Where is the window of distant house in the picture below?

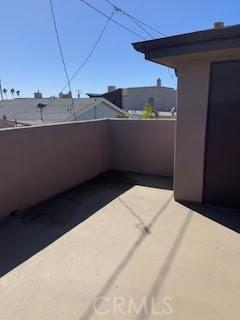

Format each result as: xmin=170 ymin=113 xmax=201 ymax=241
xmin=148 ymin=97 xmax=154 ymax=105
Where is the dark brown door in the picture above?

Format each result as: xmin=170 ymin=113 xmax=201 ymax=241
xmin=204 ymin=60 xmax=240 ymax=209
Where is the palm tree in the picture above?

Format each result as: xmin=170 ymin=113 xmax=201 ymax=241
xmin=3 ymin=88 xmax=8 ymax=99
xmin=16 ymin=90 xmax=20 ymax=97
xmin=10 ymin=88 xmax=15 ymax=99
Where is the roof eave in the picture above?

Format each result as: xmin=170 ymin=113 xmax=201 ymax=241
xmin=132 ymin=24 xmax=240 ymax=63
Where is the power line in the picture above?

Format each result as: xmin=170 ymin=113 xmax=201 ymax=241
xmin=103 ymin=0 xmax=154 ymax=38
xmin=103 ymin=0 xmax=167 ymax=37
xmin=45 ymin=0 xmax=145 ymax=111
xmin=103 ymin=1 xmax=177 ymax=87
xmin=46 ymin=0 xmax=146 ymax=111
xmin=46 ymin=0 xmax=174 ymax=114
xmin=79 ymin=0 xmax=145 ymax=40
xmin=124 ymin=13 xmax=167 ymax=37
xmin=61 ymin=10 xmax=114 ymax=93
xmin=48 ymin=0 xmax=76 ymax=119
xmin=44 ymin=8 xmax=114 ymax=110
xmin=125 ymin=15 xmax=154 ymax=39
xmin=103 ymin=1 xmax=176 ymax=86
xmin=104 ymin=0 xmax=154 ymax=38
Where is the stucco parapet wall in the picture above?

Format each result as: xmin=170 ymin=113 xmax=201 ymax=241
xmin=0 ymin=119 xmax=175 ymax=218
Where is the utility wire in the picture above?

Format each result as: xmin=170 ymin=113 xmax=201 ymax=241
xmin=104 ymin=0 xmax=153 ymax=38
xmin=104 ymin=0 xmax=167 ymax=37
xmin=48 ymin=0 xmax=76 ymax=119
xmin=45 ymin=0 xmax=146 ymax=111
xmin=104 ymin=0 xmax=176 ymax=87
xmin=46 ymin=0 xmax=174 ymax=115
xmin=44 ymin=8 xmax=114 ymax=110
xmin=61 ymin=10 xmax=114 ymax=93
xmin=103 ymin=0 xmax=154 ymax=38
xmin=79 ymin=0 xmax=145 ymax=40
xmin=125 ymin=15 xmax=154 ymax=39
xmin=103 ymin=0 xmax=176 ymax=87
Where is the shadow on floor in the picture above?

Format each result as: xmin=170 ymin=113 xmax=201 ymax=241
xmin=0 ymin=170 xmax=173 ymax=277
xmin=181 ymin=201 xmax=240 ymax=234
xmin=78 ymin=194 xmax=174 ymax=320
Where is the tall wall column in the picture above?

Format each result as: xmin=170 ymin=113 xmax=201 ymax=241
xmin=174 ymin=61 xmax=210 ymax=202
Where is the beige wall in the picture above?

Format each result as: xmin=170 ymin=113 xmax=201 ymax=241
xmin=0 ymin=119 xmax=175 ymax=219
xmin=109 ymin=119 xmax=175 ymax=176
xmin=174 ymin=61 xmax=210 ymax=202
xmin=0 ymin=120 xmax=109 ymax=218
xmin=172 ymin=49 xmax=240 ymax=203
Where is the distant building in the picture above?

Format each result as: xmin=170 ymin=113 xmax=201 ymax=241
xmin=0 ymin=98 xmax=128 ymax=125
xmin=34 ymin=90 xmax=43 ymax=99
xmin=59 ymin=91 xmax=72 ymax=98
xmin=87 ymin=79 xmax=176 ymax=111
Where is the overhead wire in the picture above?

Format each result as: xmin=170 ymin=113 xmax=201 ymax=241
xmin=44 ymin=4 xmax=114 ymax=113
xmin=104 ymin=0 xmax=154 ymax=39
xmin=48 ymin=0 xmax=76 ymax=119
xmin=79 ymin=0 xmax=145 ymax=40
xmin=103 ymin=0 xmax=176 ymax=86
xmin=103 ymin=0 xmax=167 ymax=37
xmin=46 ymin=0 xmax=175 ymax=116
xmin=61 ymin=10 xmax=114 ymax=93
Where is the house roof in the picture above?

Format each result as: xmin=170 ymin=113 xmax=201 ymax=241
xmin=0 ymin=98 xmax=126 ymax=124
xmin=133 ymin=24 xmax=240 ymax=60
xmin=86 ymin=85 xmax=175 ymax=98
xmin=86 ymin=93 xmax=103 ymax=97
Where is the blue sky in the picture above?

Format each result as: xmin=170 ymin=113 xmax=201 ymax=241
xmin=0 ymin=0 xmax=239 ymax=97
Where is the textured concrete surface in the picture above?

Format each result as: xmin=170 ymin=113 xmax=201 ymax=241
xmin=0 ymin=173 xmax=239 ymax=320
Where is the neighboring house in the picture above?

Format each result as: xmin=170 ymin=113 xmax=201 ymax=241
xmin=0 ymin=98 xmax=128 ymax=125
xmin=87 ymin=79 xmax=177 ymax=112
xmin=59 ymin=91 xmax=72 ymax=98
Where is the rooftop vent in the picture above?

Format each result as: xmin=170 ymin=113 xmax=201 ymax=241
xmin=156 ymin=78 xmax=162 ymax=87
xmin=108 ymin=85 xmax=116 ymax=93
xmin=213 ymin=21 xmax=225 ymax=29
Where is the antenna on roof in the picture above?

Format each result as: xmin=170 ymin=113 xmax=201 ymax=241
xmin=76 ymin=89 xmax=83 ymax=99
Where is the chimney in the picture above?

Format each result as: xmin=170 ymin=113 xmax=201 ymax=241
xmin=156 ymin=78 xmax=162 ymax=87
xmin=34 ymin=90 xmax=43 ymax=99
xmin=108 ymin=85 xmax=116 ymax=93
xmin=213 ymin=21 xmax=224 ymax=29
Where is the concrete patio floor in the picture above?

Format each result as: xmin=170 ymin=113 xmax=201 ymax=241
xmin=0 ymin=171 xmax=239 ymax=319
